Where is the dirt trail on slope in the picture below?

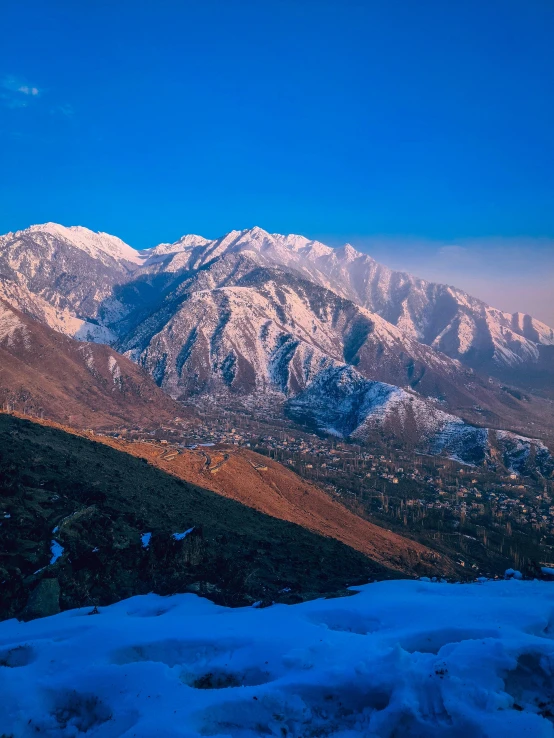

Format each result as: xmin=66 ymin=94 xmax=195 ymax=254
xmin=147 ymin=445 xmax=447 ymax=574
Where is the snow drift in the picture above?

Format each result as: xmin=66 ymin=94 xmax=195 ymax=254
xmin=1 ymin=579 xmax=554 ymax=737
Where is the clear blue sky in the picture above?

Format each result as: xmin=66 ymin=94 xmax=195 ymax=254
xmin=1 ymin=1 xmax=553 ymax=317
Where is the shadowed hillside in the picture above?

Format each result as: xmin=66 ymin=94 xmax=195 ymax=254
xmin=0 ymin=414 xmax=406 ymax=621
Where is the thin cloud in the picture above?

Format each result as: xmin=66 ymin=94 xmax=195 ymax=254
xmin=2 ymin=74 xmax=74 ymax=118
xmin=18 ymin=85 xmax=39 ymax=96
xmin=1 ymin=74 xmax=42 ymax=110
xmin=2 ymin=74 xmax=41 ymax=95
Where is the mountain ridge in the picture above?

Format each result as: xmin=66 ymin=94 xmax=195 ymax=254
xmin=1 ymin=222 xmax=553 ymax=457
xmin=0 ymin=413 xmax=411 ymax=621
xmin=148 ymin=225 xmax=554 ymax=374
xmin=2 ymin=222 xmax=552 ymax=373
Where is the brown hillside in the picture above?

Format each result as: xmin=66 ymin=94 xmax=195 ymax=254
xmin=125 ymin=443 xmax=450 ymax=574
xmin=8 ymin=413 xmax=452 ymax=576
xmin=0 ymin=300 xmax=189 ymax=430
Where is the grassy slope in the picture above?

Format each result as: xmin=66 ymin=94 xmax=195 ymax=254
xmin=0 ymin=415 xmax=399 ymax=620
xmin=94 ymin=440 xmax=450 ymax=576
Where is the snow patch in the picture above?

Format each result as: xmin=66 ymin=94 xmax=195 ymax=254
xmin=1 ymin=581 xmax=554 ymax=736
xmin=49 ymin=540 xmax=64 ymax=565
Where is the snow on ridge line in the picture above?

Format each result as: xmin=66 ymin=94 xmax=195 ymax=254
xmin=1 ymin=579 xmax=553 ymax=737
xmin=11 ymin=223 xmax=145 ymax=266
xmin=141 ymin=226 xmax=554 ymax=348
xmin=5 ymin=223 xmax=554 ymax=345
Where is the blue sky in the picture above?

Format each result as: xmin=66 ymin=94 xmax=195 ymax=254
xmin=1 ymin=1 xmax=553 ymax=322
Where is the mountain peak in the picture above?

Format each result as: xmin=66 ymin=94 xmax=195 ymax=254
xmin=242 ymin=226 xmax=272 ymax=239
xmin=174 ymin=233 xmax=209 ymax=247
xmin=16 ymin=222 xmax=144 ymax=266
xmin=337 ymin=242 xmax=360 ymax=261
xmin=146 ymin=234 xmax=210 ymax=260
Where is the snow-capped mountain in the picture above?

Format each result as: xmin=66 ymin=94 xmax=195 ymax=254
xmin=145 ymin=226 xmax=554 ymax=378
xmin=2 ymin=222 xmax=552 ymax=383
xmin=1 ymin=222 xmax=143 ymax=268
xmin=0 ymin=223 xmax=144 ymax=335
xmin=1 ymin=222 xmax=553 ymax=457
xmin=116 ymin=255 xmax=541 ymax=430
xmin=0 ymin=279 xmax=116 ymax=343
xmin=141 ymin=234 xmax=210 ymax=264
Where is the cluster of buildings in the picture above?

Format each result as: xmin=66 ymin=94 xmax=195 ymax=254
xmin=103 ymin=410 xmax=553 ymax=548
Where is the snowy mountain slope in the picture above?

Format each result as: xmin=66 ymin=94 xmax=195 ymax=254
xmin=154 ymin=226 xmax=554 ymax=377
xmin=1 ymin=222 xmax=551 ymax=383
xmin=0 ymin=222 xmax=552 ymax=444
xmin=0 ymin=300 xmax=182 ymax=429
xmin=141 ymin=233 xmax=210 ymax=264
xmin=119 ymin=273 xmax=338 ymax=397
xmin=0 ymin=279 xmax=116 ymax=342
xmin=287 ymin=364 xmax=554 ymax=470
xmin=494 ymin=430 xmax=554 ymax=477
xmin=116 ymin=257 xmax=465 ymax=395
xmin=142 ymin=226 xmax=345 ymax=285
xmin=115 ymin=255 xmax=550 ymax=440
xmin=1 ymin=222 xmax=552 ymax=381
xmin=3 ymin=580 xmax=554 ymax=738
xmin=0 ymin=223 xmax=145 ymax=336
xmin=1 ymin=222 xmax=144 ymax=268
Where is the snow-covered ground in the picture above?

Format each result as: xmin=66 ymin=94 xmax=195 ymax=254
xmin=1 ymin=580 xmax=553 ymax=737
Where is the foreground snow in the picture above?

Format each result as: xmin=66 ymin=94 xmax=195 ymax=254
xmin=1 ymin=581 xmax=553 ymax=737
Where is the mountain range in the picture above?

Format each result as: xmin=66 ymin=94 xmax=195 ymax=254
xmin=1 ymin=222 xmax=553 ymax=463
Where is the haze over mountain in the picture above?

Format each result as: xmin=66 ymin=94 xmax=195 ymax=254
xmin=135 ymin=226 xmax=554 ymax=376
xmin=360 ymin=236 xmax=554 ymax=328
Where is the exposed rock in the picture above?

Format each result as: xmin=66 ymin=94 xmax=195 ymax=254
xmin=22 ymin=578 xmax=60 ymax=620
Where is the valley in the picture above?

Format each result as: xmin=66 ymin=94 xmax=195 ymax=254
xmin=149 ymin=404 xmax=554 ymax=579
xmin=3 ymin=9 xmax=553 ymax=735
xmin=1 ymin=222 xmax=553 ymax=621
xmin=0 ymin=412 xmax=403 ymax=622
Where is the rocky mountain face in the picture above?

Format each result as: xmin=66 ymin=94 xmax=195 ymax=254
xmin=1 ymin=222 xmax=553 ymax=462
xmin=4 ymin=222 xmax=552 ymax=383
xmin=114 ymin=255 xmax=548 ymax=437
xmin=135 ymin=226 xmax=554 ymax=379
xmin=0 ymin=223 xmax=141 ymax=341
xmin=287 ymin=364 xmax=554 ymax=470
xmin=0 ymin=300 xmax=185 ymax=429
